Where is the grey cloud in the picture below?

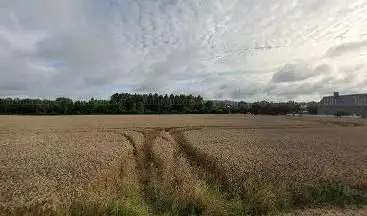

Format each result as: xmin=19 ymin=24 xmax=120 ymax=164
xmin=1 ymin=0 xmax=367 ymax=101
xmin=271 ymin=64 xmax=326 ymax=83
xmin=263 ymin=82 xmax=332 ymax=101
xmin=134 ymin=47 xmax=206 ymax=92
xmin=0 ymin=83 xmax=28 ymax=91
xmin=314 ymin=64 xmax=333 ymax=74
xmin=229 ymin=87 xmax=260 ymax=100
xmin=36 ymin=33 xmax=117 ymax=72
xmin=325 ymin=40 xmax=367 ymax=57
xmin=265 ymin=70 xmax=366 ymax=101
xmin=83 ymin=73 xmax=120 ymax=86
xmin=263 ymin=59 xmax=367 ymax=101
xmin=339 ymin=64 xmax=365 ymax=73
xmin=201 ymin=75 xmax=264 ymax=100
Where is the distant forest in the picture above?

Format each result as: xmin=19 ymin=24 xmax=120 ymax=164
xmin=0 ymin=93 xmax=318 ymax=115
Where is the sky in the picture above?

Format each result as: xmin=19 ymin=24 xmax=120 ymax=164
xmin=0 ymin=0 xmax=366 ymax=102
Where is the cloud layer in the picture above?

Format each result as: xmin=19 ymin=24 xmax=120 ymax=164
xmin=0 ymin=0 xmax=367 ymax=101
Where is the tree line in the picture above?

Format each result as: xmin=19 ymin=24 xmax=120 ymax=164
xmin=0 ymin=93 xmax=316 ymax=115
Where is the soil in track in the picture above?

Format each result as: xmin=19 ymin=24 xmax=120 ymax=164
xmin=169 ymin=128 xmax=237 ymax=194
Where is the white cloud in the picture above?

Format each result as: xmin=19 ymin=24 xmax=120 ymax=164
xmin=0 ymin=0 xmax=367 ymax=101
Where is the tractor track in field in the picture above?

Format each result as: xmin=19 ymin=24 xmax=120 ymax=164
xmin=112 ymin=127 xmax=227 ymax=212
xmin=112 ymin=126 xmax=272 ymax=212
xmin=113 ymin=132 xmax=138 ymax=157
xmin=141 ymin=127 xmax=241 ymax=197
xmin=108 ymin=126 xmax=267 ymax=207
xmin=168 ymin=128 xmax=244 ymax=197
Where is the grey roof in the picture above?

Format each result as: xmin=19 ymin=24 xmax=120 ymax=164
xmin=320 ymin=94 xmax=367 ymax=106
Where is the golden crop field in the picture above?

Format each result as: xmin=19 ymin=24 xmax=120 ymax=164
xmin=1 ymin=115 xmax=367 ymax=216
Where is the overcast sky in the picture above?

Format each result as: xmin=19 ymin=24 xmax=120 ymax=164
xmin=0 ymin=0 xmax=366 ymax=102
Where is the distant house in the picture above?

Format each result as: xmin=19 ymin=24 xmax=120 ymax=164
xmin=318 ymin=92 xmax=367 ymax=116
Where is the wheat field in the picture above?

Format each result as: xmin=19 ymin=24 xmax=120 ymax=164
xmin=1 ymin=115 xmax=367 ymax=216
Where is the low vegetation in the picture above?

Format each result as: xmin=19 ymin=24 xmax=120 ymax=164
xmin=1 ymin=115 xmax=366 ymax=215
xmin=334 ymin=111 xmax=351 ymax=117
xmin=0 ymin=92 xmax=305 ymax=115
